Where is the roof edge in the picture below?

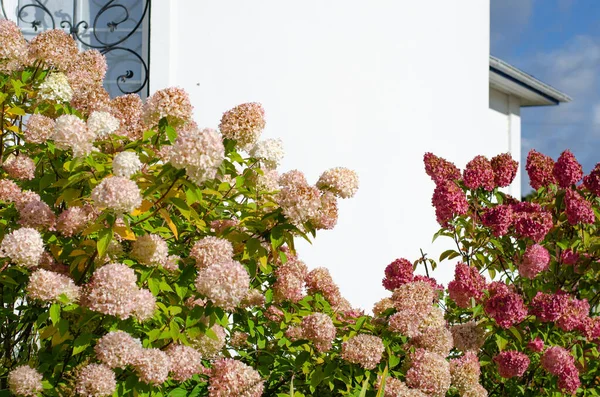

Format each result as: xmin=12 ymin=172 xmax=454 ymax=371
xmin=489 ymin=55 xmax=572 ymax=103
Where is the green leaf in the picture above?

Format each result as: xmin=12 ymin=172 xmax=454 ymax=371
xmin=376 ymin=366 xmax=388 ymax=397
xmin=310 ymin=367 xmax=325 ymax=389
xmin=168 ymin=389 xmax=188 ymax=397
xmin=49 ymin=303 xmax=61 ymax=325
xmin=97 ymin=227 xmax=113 ymax=258
xmin=166 ymin=126 xmax=178 ymax=144
xmin=73 ymin=333 xmax=93 ymax=355
xmin=359 ymin=373 xmax=370 ymax=397
xmin=495 ymin=334 xmax=508 ymax=351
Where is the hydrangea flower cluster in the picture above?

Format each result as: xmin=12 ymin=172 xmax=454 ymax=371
xmin=95 ymin=331 xmax=142 ymax=369
xmin=423 ymin=152 xmax=462 ymax=185
xmin=541 ymin=347 xmax=581 ymax=394
xmin=0 ymin=227 xmax=44 ymax=268
xmin=52 ymin=114 xmax=96 ymax=158
xmin=300 ymin=312 xmax=336 ymax=352
xmin=249 ymin=138 xmax=284 ymax=169
xmin=87 ymin=111 xmax=120 ymax=138
xmin=38 ymin=72 xmax=73 ymax=102
xmin=167 ymin=125 xmax=225 ymax=184
xmin=484 ymin=282 xmax=527 ymax=329
xmin=490 ymin=153 xmax=518 ymax=188
xmin=518 ymin=244 xmax=550 ymax=279
xmin=208 ymin=358 xmax=264 ymax=397
xmin=75 ymin=364 xmax=117 ymax=397
xmin=273 ymin=258 xmax=308 ymax=303
xmin=131 ymin=234 xmax=169 ymax=267
xmin=195 ymin=260 xmax=250 ymax=310
xmin=447 ymin=262 xmax=487 ymax=308
xmin=26 ymin=269 xmax=80 ymax=303
xmin=8 ymin=366 xmax=43 ymax=397
xmin=431 ymin=180 xmax=468 ymax=225
xmin=142 ymin=87 xmax=193 ymax=128
xmin=0 ymin=19 xmax=28 ymax=73
xmin=493 ymin=351 xmax=530 ymax=378
xmin=91 ymin=176 xmax=142 ymax=213
xmin=405 ymin=348 xmax=451 ymax=397
xmin=316 ymin=167 xmax=359 ymax=199
xmin=82 ymin=263 xmax=155 ymax=320
xmin=463 ymin=155 xmax=495 ymax=191
xmin=3 ymin=155 xmax=36 ymax=180
xmin=526 ymin=150 xmax=556 ymax=190
xmin=553 ymin=149 xmax=583 ymax=188
xmin=190 ymin=236 xmax=233 ymax=269
xmin=218 ymin=102 xmax=266 ymax=150
xmin=341 ymin=334 xmax=385 ymax=369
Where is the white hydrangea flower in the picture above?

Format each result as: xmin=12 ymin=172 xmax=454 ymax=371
xmin=38 ymin=72 xmax=73 ymax=102
xmin=91 ymin=176 xmax=142 ymax=214
xmin=112 ymin=151 xmax=142 ymax=178
xmin=249 ymin=138 xmax=284 ymax=169
xmin=53 ymin=115 xmax=96 ymax=158
xmin=87 ymin=111 xmax=120 ymax=138
xmin=0 ymin=227 xmax=44 ymax=268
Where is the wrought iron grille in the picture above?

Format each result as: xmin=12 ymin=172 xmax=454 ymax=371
xmin=1 ymin=0 xmax=150 ymax=97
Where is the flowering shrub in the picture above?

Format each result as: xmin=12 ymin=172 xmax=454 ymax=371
xmin=421 ymin=150 xmax=600 ymax=395
xmin=0 ymin=21 xmax=476 ymax=397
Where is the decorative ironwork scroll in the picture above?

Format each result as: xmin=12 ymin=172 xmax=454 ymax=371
xmin=1 ymin=0 xmax=150 ymax=97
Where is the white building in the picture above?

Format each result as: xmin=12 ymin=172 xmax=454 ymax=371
xmin=3 ymin=0 xmax=570 ymax=310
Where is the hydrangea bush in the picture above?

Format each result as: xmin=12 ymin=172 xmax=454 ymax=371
xmin=416 ymin=149 xmax=600 ymax=396
xmin=0 ymin=21 xmax=479 ymax=397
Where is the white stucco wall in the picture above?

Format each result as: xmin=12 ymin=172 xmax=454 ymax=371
xmin=150 ymin=0 xmax=491 ymax=310
xmin=489 ymin=88 xmax=522 ymax=199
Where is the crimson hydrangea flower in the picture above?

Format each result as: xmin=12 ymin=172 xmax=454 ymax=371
xmin=447 ymin=263 xmax=486 ymax=308
xmin=564 ymin=189 xmax=595 ymax=225
xmin=561 ymin=249 xmax=580 ymax=265
xmin=512 ymin=202 xmax=553 ymax=242
xmin=382 ymin=258 xmax=414 ymax=291
xmin=481 ymin=205 xmax=513 ymax=237
xmin=432 ymin=181 xmax=468 ymax=226
xmin=541 ymin=346 xmax=581 ymax=394
xmin=463 ymin=155 xmax=495 ymax=191
xmin=553 ymin=150 xmax=583 ymax=188
xmin=556 ymin=297 xmax=590 ymax=332
xmin=518 ymin=244 xmax=550 ymax=279
xmin=583 ymin=163 xmax=600 ymax=196
xmin=484 ymin=282 xmax=527 ymax=328
xmin=530 ymin=292 xmax=569 ymax=322
xmin=491 ymin=153 xmax=518 ymax=188
xmin=526 ymin=150 xmax=556 ymax=190
xmin=493 ymin=351 xmax=530 ymax=378
xmin=423 ymin=152 xmax=461 ymax=185
xmin=527 ymin=337 xmax=544 ymax=352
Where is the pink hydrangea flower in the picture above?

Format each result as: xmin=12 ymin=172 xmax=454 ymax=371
xmin=530 ymin=292 xmax=569 ymax=322
xmin=493 ymin=351 xmax=530 ymax=378
xmin=305 ymin=267 xmax=342 ymax=307
xmin=8 ymin=366 xmax=43 ymax=397
xmin=219 ymin=102 xmax=266 ymax=150
xmin=3 ymin=155 xmax=36 ymax=180
xmin=484 ymin=282 xmax=527 ymax=329
xmin=166 ymin=344 xmax=203 ymax=382
xmin=526 ymin=150 xmax=556 ymax=190
xmin=195 ymin=260 xmax=250 ymax=311
xmin=208 ymin=358 xmax=264 ymax=397
xmin=423 ymin=152 xmax=461 ymax=185
xmin=491 ymin=153 xmax=519 ymax=188
xmin=405 ymin=348 xmax=451 ymax=397
xmin=518 ymin=244 xmax=550 ymax=279
xmin=564 ymin=189 xmax=595 ymax=225
xmin=410 ymin=326 xmax=454 ymax=356
xmin=451 ymin=321 xmax=487 ymax=352
xmin=553 ymin=150 xmax=583 ymax=188
xmin=583 ymin=163 xmax=600 ymax=196
xmin=28 ymin=29 xmax=79 ymax=71
xmin=382 ymin=258 xmax=415 ymax=291
xmin=447 ymin=263 xmax=486 ymax=308
xmin=273 ymin=258 xmax=308 ymax=303
xmin=0 ymin=19 xmax=28 ymax=73
xmin=142 ymin=87 xmax=193 ymax=128
xmin=316 ymin=167 xmax=359 ymax=199
xmin=431 ymin=180 xmax=468 ymax=226
xmin=95 ymin=331 xmax=142 ymax=369
xmin=527 ymin=337 xmax=544 ymax=352
xmin=541 ymin=346 xmax=575 ymax=375
xmin=556 ymin=296 xmax=589 ymax=332
xmin=133 ymin=348 xmax=170 ymax=385
xmin=75 ymin=363 xmax=116 ymax=397
xmin=450 ymin=352 xmax=482 ymax=395
xmin=341 ymin=334 xmax=385 ymax=369
xmin=512 ymin=202 xmax=553 ymax=242
xmin=301 ymin=312 xmax=336 ymax=352
xmin=190 ymin=236 xmax=233 ymax=269
xmin=481 ymin=205 xmax=513 ymax=237
xmin=561 ymin=249 xmax=580 ymax=265
xmin=463 ymin=155 xmax=495 ymax=191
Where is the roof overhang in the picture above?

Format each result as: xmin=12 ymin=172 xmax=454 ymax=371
xmin=489 ymin=55 xmax=572 ymax=107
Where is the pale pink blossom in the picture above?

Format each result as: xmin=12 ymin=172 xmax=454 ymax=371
xmin=95 ymin=331 xmax=142 ymax=369
xmin=219 ymin=102 xmax=266 ymax=150
xmin=195 ymin=260 xmax=250 ymax=311
xmin=75 ymin=364 xmax=116 ymax=397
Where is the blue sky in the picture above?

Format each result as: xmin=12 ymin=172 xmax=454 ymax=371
xmin=491 ymin=0 xmax=600 ymax=194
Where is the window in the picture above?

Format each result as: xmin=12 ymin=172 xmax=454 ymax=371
xmin=1 ymin=0 xmax=150 ymax=98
